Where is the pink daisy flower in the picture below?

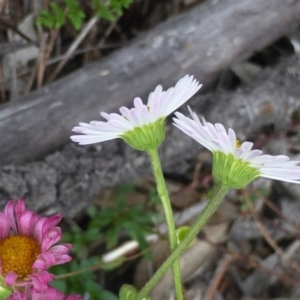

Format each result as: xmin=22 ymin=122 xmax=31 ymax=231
xmin=8 ymin=286 xmax=82 ymax=300
xmin=0 ymin=199 xmax=72 ymax=294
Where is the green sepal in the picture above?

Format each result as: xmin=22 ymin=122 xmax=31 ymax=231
xmin=122 ymin=119 xmax=165 ymax=151
xmin=119 ymin=284 xmax=151 ymax=300
xmin=212 ymin=152 xmax=260 ymax=189
xmin=176 ymin=226 xmax=195 ymax=248
xmin=0 ymin=285 xmax=12 ymax=300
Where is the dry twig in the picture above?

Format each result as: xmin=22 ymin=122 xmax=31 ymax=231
xmin=261 ymin=195 xmax=300 ymax=237
xmin=47 ymin=16 xmax=99 ymax=83
xmin=204 ymin=238 xmax=300 ymax=290
xmin=205 ymin=254 xmax=234 ymax=300
xmin=243 ymin=190 xmax=300 ymax=274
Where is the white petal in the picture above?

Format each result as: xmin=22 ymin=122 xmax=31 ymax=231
xmin=70 ymin=134 xmax=119 ymax=144
xmin=100 ymin=112 xmax=111 ymax=120
xmin=173 ymin=107 xmax=300 ymax=185
xmin=243 ymin=150 xmax=263 ymax=161
xmin=214 ymin=132 xmax=231 ymax=154
xmin=215 ymin=123 xmax=226 ymax=134
xmin=134 ymin=97 xmax=144 ymax=109
xmin=241 ymin=141 xmax=253 ymax=152
xmin=188 ymin=105 xmax=202 ymax=124
xmin=228 ymin=128 xmax=237 ymax=152
xmin=159 ymin=75 xmax=202 ymax=117
xmin=71 ymin=75 xmax=201 ymax=146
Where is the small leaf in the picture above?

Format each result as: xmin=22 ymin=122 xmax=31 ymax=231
xmin=100 ymin=258 xmax=124 ymax=271
xmin=64 ymin=0 xmax=86 ymax=30
xmin=36 ymin=10 xmax=55 ymax=28
xmin=94 ymin=2 xmax=115 ymax=21
xmin=119 ymin=285 xmax=151 ymax=300
xmin=100 ymin=289 xmax=119 ymax=300
xmin=119 ymin=285 xmax=137 ymax=300
xmin=106 ymin=225 xmax=120 ymax=249
xmin=50 ymin=279 xmax=67 ymax=293
xmin=50 ymin=2 xmax=66 ymax=28
xmin=85 ymin=227 xmax=101 ymax=241
xmin=176 ymin=226 xmax=195 ymax=248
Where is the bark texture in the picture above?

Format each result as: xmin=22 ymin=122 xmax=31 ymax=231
xmin=1 ymin=0 xmax=300 ymax=165
xmin=1 ymin=0 xmax=300 ymax=215
xmin=1 ymin=55 xmax=300 ymax=216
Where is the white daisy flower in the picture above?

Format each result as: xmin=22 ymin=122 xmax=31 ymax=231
xmin=70 ymin=75 xmax=202 ymax=151
xmin=173 ymin=107 xmax=300 ymax=189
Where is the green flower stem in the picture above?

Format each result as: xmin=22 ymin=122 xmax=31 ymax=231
xmin=147 ymin=148 xmax=183 ymax=300
xmin=135 ymin=184 xmax=229 ymax=300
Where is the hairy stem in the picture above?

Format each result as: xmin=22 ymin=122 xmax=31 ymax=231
xmin=147 ymin=148 xmax=183 ymax=300
xmin=135 ymin=184 xmax=229 ymax=300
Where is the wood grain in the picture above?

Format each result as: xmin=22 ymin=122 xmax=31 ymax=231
xmin=1 ymin=0 xmax=300 ymax=165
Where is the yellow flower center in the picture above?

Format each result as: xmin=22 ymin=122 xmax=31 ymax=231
xmin=236 ymin=139 xmax=241 ymax=148
xmin=0 ymin=236 xmax=40 ymax=277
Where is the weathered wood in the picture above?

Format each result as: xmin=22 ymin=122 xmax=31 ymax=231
xmin=1 ymin=55 xmax=300 ymax=215
xmin=1 ymin=0 xmax=300 ymax=165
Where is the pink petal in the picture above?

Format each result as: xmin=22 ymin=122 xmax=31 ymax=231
xmin=0 ymin=212 xmax=9 ymax=239
xmin=30 ymin=271 xmax=55 ymax=291
xmin=49 ymin=244 xmax=73 ymax=255
xmin=65 ymin=295 xmax=83 ymax=300
xmin=35 ymin=214 xmax=62 ymax=242
xmin=19 ymin=210 xmax=39 ymax=236
xmin=14 ymin=199 xmax=26 ymax=232
xmin=32 ymin=258 xmax=47 ymax=270
xmin=35 ymin=216 xmax=47 ymax=242
xmin=14 ymin=199 xmax=26 ymax=216
xmin=4 ymin=200 xmax=18 ymax=233
xmin=53 ymin=254 xmax=72 ymax=265
xmin=42 ymin=214 xmax=62 ymax=236
xmin=37 ymin=286 xmax=83 ymax=300
xmin=6 ymin=290 xmax=25 ymax=300
xmin=5 ymin=271 xmax=18 ymax=286
xmin=33 ymin=252 xmax=56 ymax=270
xmin=41 ymin=227 xmax=62 ymax=251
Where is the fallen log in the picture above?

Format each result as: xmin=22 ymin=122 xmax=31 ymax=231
xmin=0 ymin=54 xmax=300 ymax=215
xmin=1 ymin=0 xmax=300 ymax=165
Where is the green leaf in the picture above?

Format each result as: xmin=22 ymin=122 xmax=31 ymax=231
xmin=123 ymin=222 xmax=151 ymax=259
xmin=119 ymin=285 xmax=151 ymax=300
xmin=106 ymin=225 xmax=121 ymax=249
xmin=68 ymin=12 xmax=84 ymax=30
xmin=100 ymin=290 xmax=119 ymax=300
xmin=85 ymin=280 xmax=105 ymax=297
xmin=100 ymin=258 xmax=124 ymax=271
xmin=119 ymin=285 xmax=138 ymax=300
xmin=149 ymin=188 xmax=160 ymax=206
xmin=89 ymin=208 xmax=118 ymax=228
xmin=115 ymin=183 xmax=134 ymax=206
xmin=64 ymin=0 xmax=77 ymax=8
xmin=36 ymin=2 xmax=66 ymax=29
xmin=36 ymin=10 xmax=56 ymax=28
xmin=50 ymin=278 xmax=68 ymax=293
xmin=87 ymin=205 xmax=97 ymax=218
xmin=0 ymin=287 xmax=13 ymax=299
xmin=64 ymin=0 xmax=86 ymax=30
xmin=94 ymin=2 xmax=115 ymax=21
xmin=85 ymin=227 xmax=101 ymax=241
xmin=111 ymin=0 xmax=133 ymax=15
xmin=176 ymin=226 xmax=195 ymax=248
xmin=50 ymin=2 xmax=66 ymax=28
